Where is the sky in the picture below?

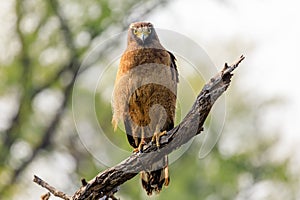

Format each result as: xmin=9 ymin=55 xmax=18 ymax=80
xmin=148 ymin=0 xmax=300 ymax=156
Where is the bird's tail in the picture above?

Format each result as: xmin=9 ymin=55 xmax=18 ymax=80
xmin=140 ymin=156 xmax=169 ymax=195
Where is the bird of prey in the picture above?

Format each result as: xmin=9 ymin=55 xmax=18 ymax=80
xmin=112 ymin=22 xmax=178 ymax=195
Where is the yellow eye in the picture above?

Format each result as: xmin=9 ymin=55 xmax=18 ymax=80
xmin=133 ymin=29 xmax=138 ymax=34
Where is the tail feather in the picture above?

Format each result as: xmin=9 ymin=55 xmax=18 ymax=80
xmin=140 ymin=162 xmax=170 ymax=195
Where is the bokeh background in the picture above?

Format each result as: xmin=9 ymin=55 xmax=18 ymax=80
xmin=1 ymin=0 xmax=300 ymax=199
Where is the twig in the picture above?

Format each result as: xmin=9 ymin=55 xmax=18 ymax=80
xmin=33 ymin=55 xmax=244 ymax=199
xmin=33 ymin=175 xmax=71 ymax=200
xmin=40 ymin=192 xmax=51 ymax=200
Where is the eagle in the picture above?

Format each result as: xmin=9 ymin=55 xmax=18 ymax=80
xmin=112 ymin=22 xmax=178 ymax=195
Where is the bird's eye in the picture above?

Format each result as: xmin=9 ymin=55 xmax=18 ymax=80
xmin=147 ymin=28 xmax=152 ymax=34
xmin=133 ymin=29 xmax=138 ymax=34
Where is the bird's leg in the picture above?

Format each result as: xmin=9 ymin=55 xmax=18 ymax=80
xmin=137 ymin=139 xmax=146 ymax=153
xmin=151 ymin=127 xmax=166 ymax=148
xmin=164 ymin=165 xmax=170 ymax=186
xmin=138 ymin=128 xmax=146 ymax=152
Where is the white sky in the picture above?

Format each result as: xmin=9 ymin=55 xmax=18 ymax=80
xmin=149 ymin=0 xmax=300 ymax=152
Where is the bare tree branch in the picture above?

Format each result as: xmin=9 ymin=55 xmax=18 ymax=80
xmin=34 ymin=176 xmax=71 ymax=200
xmin=34 ymin=55 xmax=245 ymax=200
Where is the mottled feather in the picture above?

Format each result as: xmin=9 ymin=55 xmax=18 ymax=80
xmin=112 ymin=22 xmax=178 ymax=195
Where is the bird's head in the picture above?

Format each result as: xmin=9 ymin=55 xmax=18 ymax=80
xmin=128 ymin=22 xmax=158 ymax=46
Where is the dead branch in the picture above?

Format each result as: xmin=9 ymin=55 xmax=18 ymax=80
xmin=33 ymin=175 xmax=70 ymax=200
xmin=33 ymin=55 xmax=245 ymax=200
xmin=40 ymin=192 xmax=51 ymax=200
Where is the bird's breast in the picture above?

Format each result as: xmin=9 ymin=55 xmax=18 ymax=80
xmin=122 ymin=48 xmax=170 ymax=71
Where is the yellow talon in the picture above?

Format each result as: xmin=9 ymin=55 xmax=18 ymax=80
xmin=151 ymin=131 xmax=167 ymax=148
xmin=133 ymin=148 xmax=139 ymax=153
xmin=138 ymin=139 xmax=146 ymax=152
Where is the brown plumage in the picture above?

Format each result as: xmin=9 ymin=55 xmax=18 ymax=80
xmin=112 ymin=22 xmax=178 ymax=195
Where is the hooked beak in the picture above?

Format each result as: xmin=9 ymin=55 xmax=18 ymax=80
xmin=137 ymin=31 xmax=149 ymax=43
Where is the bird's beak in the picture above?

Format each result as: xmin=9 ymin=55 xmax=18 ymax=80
xmin=141 ymin=33 xmax=147 ymax=43
xmin=137 ymin=31 xmax=149 ymax=43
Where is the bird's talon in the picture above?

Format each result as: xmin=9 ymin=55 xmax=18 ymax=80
xmin=138 ymin=140 xmax=146 ymax=153
xmin=151 ymin=131 xmax=166 ymax=148
xmin=133 ymin=148 xmax=139 ymax=153
xmin=151 ymin=136 xmax=155 ymax=143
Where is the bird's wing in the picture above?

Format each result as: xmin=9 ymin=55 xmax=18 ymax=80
xmin=168 ymin=51 xmax=179 ymax=83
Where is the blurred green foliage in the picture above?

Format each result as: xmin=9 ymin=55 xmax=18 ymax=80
xmin=0 ymin=0 xmax=298 ymax=199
